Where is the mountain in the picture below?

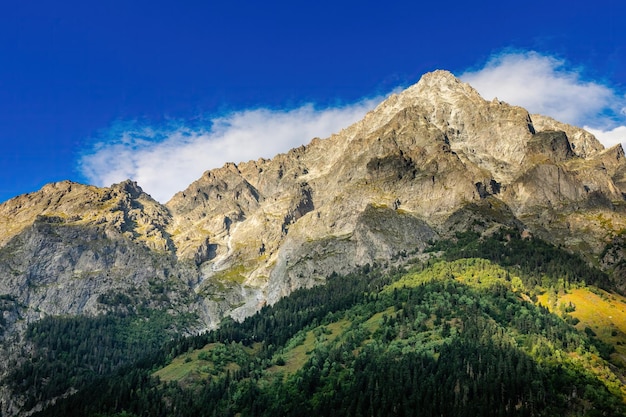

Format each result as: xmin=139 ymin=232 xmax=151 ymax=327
xmin=167 ymin=70 xmax=626 ymax=306
xmin=2 ymin=70 xmax=626 ymax=415
xmin=26 ymin=249 xmax=626 ymax=416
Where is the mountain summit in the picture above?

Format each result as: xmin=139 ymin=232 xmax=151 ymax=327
xmin=2 ymin=70 xmax=626 ymax=414
xmin=165 ymin=69 xmax=626 ymax=308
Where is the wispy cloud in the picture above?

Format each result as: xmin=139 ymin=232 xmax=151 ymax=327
xmin=584 ymin=126 xmax=626 ymax=149
xmin=460 ymin=50 xmax=626 ymax=148
xmin=80 ymin=50 xmax=626 ymax=203
xmin=79 ymin=100 xmax=382 ymax=203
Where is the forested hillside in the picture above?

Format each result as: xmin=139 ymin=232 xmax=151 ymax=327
xmin=5 ymin=70 xmax=626 ymax=416
xmin=11 ymin=230 xmax=626 ymax=417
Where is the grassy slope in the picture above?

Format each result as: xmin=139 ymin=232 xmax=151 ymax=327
xmin=32 ymin=247 xmax=626 ymax=416
xmin=539 ymin=287 xmax=626 ymax=368
xmin=154 ymin=319 xmax=356 ymax=383
xmin=152 ymin=258 xmax=626 ymax=406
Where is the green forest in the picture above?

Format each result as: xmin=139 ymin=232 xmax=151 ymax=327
xmin=8 ymin=230 xmax=626 ymax=416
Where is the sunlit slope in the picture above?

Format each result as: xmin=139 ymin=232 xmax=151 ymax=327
xmin=134 ymin=258 xmax=626 ymax=416
xmin=540 ymin=288 xmax=626 ymax=366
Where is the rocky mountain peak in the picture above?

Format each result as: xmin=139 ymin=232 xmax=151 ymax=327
xmin=6 ymin=69 xmax=626 ymax=416
xmin=2 ymin=71 xmax=621 ymax=279
xmin=2 ymin=68 xmax=626 ymax=348
xmin=341 ymin=71 xmax=536 ymax=184
xmin=530 ymin=114 xmax=605 ymax=158
xmin=110 ymin=178 xmax=147 ymax=199
xmin=408 ymin=69 xmax=480 ymax=99
xmin=150 ymin=71 xmax=626 ymax=309
xmin=0 ymin=179 xmax=171 ymax=251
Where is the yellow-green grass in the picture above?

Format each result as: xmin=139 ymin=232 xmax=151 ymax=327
xmin=538 ymin=288 xmax=626 ymax=402
xmin=528 ymin=287 xmax=626 ymax=402
xmin=153 ymin=343 xmax=218 ymax=383
xmin=561 ymin=287 xmax=626 ymax=403
xmin=387 ymin=258 xmax=517 ymax=292
xmin=539 ymin=288 xmax=626 ymax=367
xmin=324 ymin=319 xmax=352 ymax=342
xmin=363 ymin=307 xmax=395 ymax=334
xmin=268 ymin=319 xmax=351 ymax=377
xmin=211 ymin=264 xmax=249 ymax=284
xmin=270 ymin=330 xmax=316 ymax=376
xmin=153 ymin=342 xmax=261 ymax=383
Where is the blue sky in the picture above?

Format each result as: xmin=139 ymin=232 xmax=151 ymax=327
xmin=1 ymin=0 xmax=625 ymax=203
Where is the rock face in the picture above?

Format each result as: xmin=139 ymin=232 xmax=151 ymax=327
xmin=3 ymin=69 xmax=626 ymax=320
xmin=165 ymin=70 xmax=626 ymax=307
xmin=2 ymin=70 xmax=626 ymax=414
xmin=3 ymin=69 xmax=626 ymax=325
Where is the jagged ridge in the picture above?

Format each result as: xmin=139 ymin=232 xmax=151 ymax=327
xmin=2 ymin=69 xmax=626 ymax=415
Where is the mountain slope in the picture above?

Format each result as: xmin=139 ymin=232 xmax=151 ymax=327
xmin=2 ymin=70 xmax=626 ymax=415
xmin=3 ymin=70 xmax=624 ymax=324
xmin=29 ymin=245 xmax=626 ymax=416
xmin=164 ymin=71 xmax=626 ymax=312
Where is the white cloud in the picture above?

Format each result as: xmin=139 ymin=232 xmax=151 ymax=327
xmin=460 ymin=51 xmax=626 ymax=149
xmin=80 ymin=51 xmax=626 ymax=202
xmin=79 ymin=99 xmax=381 ymax=203
xmin=584 ymin=125 xmax=626 ymax=149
